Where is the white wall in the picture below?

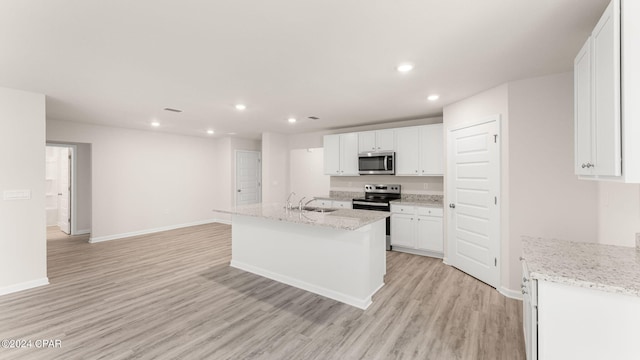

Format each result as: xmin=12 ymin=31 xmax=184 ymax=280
xmin=261 ymin=132 xmax=289 ymax=203
xmin=47 ymin=119 xmax=224 ymax=241
xmin=443 ymin=73 xmax=601 ymax=294
xmin=289 ymin=148 xmax=330 ymax=200
xmin=0 ymin=86 xmax=47 ymax=295
xmin=286 ymin=117 xmax=445 ymax=196
xmin=598 ymin=182 xmax=640 ymax=247
xmin=443 ymin=83 xmax=511 ymax=292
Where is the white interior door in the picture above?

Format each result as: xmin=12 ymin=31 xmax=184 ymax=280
xmin=236 ymin=150 xmax=262 ymax=206
xmin=57 ymin=147 xmax=71 ymax=234
xmin=447 ymin=117 xmax=500 ymax=288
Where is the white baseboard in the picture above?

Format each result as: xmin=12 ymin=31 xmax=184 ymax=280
xmin=89 ymin=219 xmax=222 ymax=243
xmin=74 ymin=229 xmax=91 ymax=235
xmin=391 ymin=246 xmax=444 ymax=259
xmin=0 ymin=278 xmax=49 ymax=296
xmin=499 ymin=285 xmax=523 ymax=300
xmin=230 ymin=260 xmax=375 ymax=310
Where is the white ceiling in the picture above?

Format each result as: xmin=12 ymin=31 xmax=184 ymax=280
xmin=0 ymin=0 xmax=609 ymax=139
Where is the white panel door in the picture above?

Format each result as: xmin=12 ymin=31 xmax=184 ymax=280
xmin=340 ymin=133 xmax=360 ymax=176
xmin=236 ymin=151 xmax=262 ymax=206
xmin=447 ymin=117 xmax=500 ymax=288
xmin=395 ymin=127 xmax=420 ymax=175
xmin=417 ymin=216 xmax=443 ymax=252
xmin=375 ymin=129 xmax=395 ymax=151
xmin=574 ymin=37 xmax=593 ymax=175
xmin=358 ymin=131 xmax=376 ymax=153
xmin=323 ymin=134 xmax=341 ymax=175
xmin=591 ymin=0 xmax=621 ymax=176
xmin=57 ymin=147 xmax=71 ymax=234
xmin=420 ymin=124 xmax=444 ymax=175
xmin=390 ymin=214 xmax=415 ymax=248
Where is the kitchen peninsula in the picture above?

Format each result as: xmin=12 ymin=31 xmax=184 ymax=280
xmin=213 ymin=203 xmax=390 ymax=309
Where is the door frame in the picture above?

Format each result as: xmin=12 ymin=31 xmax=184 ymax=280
xmin=46 ymin=143 xmax=78 ymax=235
xmin=234 ymin=150 xmax=262 ymax=206
xmin=444 ymin=115 xmax=502 ymax=288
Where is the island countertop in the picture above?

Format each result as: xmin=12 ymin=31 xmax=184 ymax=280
xmin=522 ymin=236 xmax=640 ymax=297
xmin=213 ymin=203 xmax=390 ymax=231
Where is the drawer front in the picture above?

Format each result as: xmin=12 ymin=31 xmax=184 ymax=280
xmin=417 ymin=207 xmax=443 ymax=217
xmin=316 ymin=200 xmax=332 ymax=208
xmin=391 ymin=204 xmax=416 ymax=214
xmin=332 ymin=200 xmax=351 ymax=209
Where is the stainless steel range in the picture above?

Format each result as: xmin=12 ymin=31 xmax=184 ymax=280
xmin=352 ymin=184 xmax=401 ymax=250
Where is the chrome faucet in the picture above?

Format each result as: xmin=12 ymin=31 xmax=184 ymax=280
xmin=286 ymin=192 xmax=296 ymax=210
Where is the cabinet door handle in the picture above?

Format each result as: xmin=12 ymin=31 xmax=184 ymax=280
xmin=581 ymin=163 xmax=586 ymax=168
xmin=449 ymin=203 xmax=456 ymax=209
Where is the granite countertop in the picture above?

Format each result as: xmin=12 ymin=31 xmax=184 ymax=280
xmin=213 ymin=203 xmax=390 ymax=231
xmin=314 ymin=191 xmax=363 ymax=202
xmin=390 ymin=199 xmax=444 ymax=208
xmin=522 ymin=236 xmax=640 ymax=297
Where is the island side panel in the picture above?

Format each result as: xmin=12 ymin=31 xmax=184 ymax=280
xmin=230 ymin=214 xmax=385 ymax=309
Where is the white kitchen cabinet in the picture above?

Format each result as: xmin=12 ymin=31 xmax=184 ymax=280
xmin=574 ymin=0 xmax=640 ymax=182
xmin=331 ymin=200 xmax=352 ymax=209
xmin=358 ymin=130 xmax=395 ymax=153
xmin=419 ymin=124 xmax=444 ymax=175
xmin=323 ymin=133 xmax=359 ymax=176
xmin=390 ymin=204 xmax=443 ymax=257
xmin=395 ymin=124 xmax=443 ymax=176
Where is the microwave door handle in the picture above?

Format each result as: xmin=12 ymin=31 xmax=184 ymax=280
xmin=384 ymin=156 xmax=388 ymax=171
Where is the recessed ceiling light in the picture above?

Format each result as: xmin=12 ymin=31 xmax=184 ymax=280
xmin=235 ymin=104 xmax=246 ymax=111
xmin=427 ymin=94 xmax=440 ymax=101
xmin=228 ymin=132 xmax=237 ymax=135
xmin=288 ymin=118 xmax=297 ymax=123
xmin=151 ymin=121 xmax=160 ymax=127
xmin=207 ymin=129 xmax=215 ymax=135
xmin=396 ymin=63 xmax=414 ymax=73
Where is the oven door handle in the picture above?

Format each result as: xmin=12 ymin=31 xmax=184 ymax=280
xmin=353 ymin=201 xmax=389 ymax=207
xmin=384 ymin=156 xmax=388 ymax=171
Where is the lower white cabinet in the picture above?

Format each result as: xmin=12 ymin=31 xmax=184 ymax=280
xmin=331 ymin=200 xmax=351 ymax=209
xmin=390 ymin=204 xmax=443 ymax=257
xmin=311 ymin=199 xmax=352 ymax=209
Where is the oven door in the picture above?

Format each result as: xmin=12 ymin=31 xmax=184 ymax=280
xmin=358 ymin=152 xmax=394 ymax=175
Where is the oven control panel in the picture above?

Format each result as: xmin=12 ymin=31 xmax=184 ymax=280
xmin=364 ymin=184 xmax=401 ymax=194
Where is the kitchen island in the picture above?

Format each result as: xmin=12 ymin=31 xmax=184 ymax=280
xmin=214 ymin=203 xmax=390 ymax=309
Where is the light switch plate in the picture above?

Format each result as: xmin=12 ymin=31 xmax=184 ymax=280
xmin=3 ymin=190 xmax=31 ymax=200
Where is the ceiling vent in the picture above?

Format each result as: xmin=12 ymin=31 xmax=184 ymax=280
xmin=164 ymin=108 xmax=182 ymax=113
xmin=308 ymin=116 xmax=320 ymax=120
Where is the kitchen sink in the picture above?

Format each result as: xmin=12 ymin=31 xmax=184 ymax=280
xmin=302 ymin=206 xmax=338 ymax=213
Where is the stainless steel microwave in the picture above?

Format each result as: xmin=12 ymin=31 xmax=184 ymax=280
xmin=358 ymin=151 xmax=395 ymax=175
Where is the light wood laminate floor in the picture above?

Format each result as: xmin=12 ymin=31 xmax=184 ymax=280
xmin=0 ymin=223 xmax=525 ymax=359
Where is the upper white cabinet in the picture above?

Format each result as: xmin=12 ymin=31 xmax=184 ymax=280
xmin=574 ymin=0 xmax=640 ymax=182
xmin=358 ymin=129 xmax=395 ymax=153
xmin=396 ymin=124 xmax=443 ymax=176
xmin=323 ymin=133 xmax=359 ymax=176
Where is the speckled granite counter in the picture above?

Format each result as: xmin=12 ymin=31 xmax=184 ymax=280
xmin=214 ymin=203 xmax=390 ymax=231
xmin=522 ymin=236 xmax=640 ymax=297
xmin=314 ymin=191 xmax=362 ymax=202
xmin=390 ymin=199 xmax=443 ymax=208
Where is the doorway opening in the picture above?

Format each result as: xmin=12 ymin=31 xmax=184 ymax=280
xmin=46 ymin=143 xmax=92 ymax=239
